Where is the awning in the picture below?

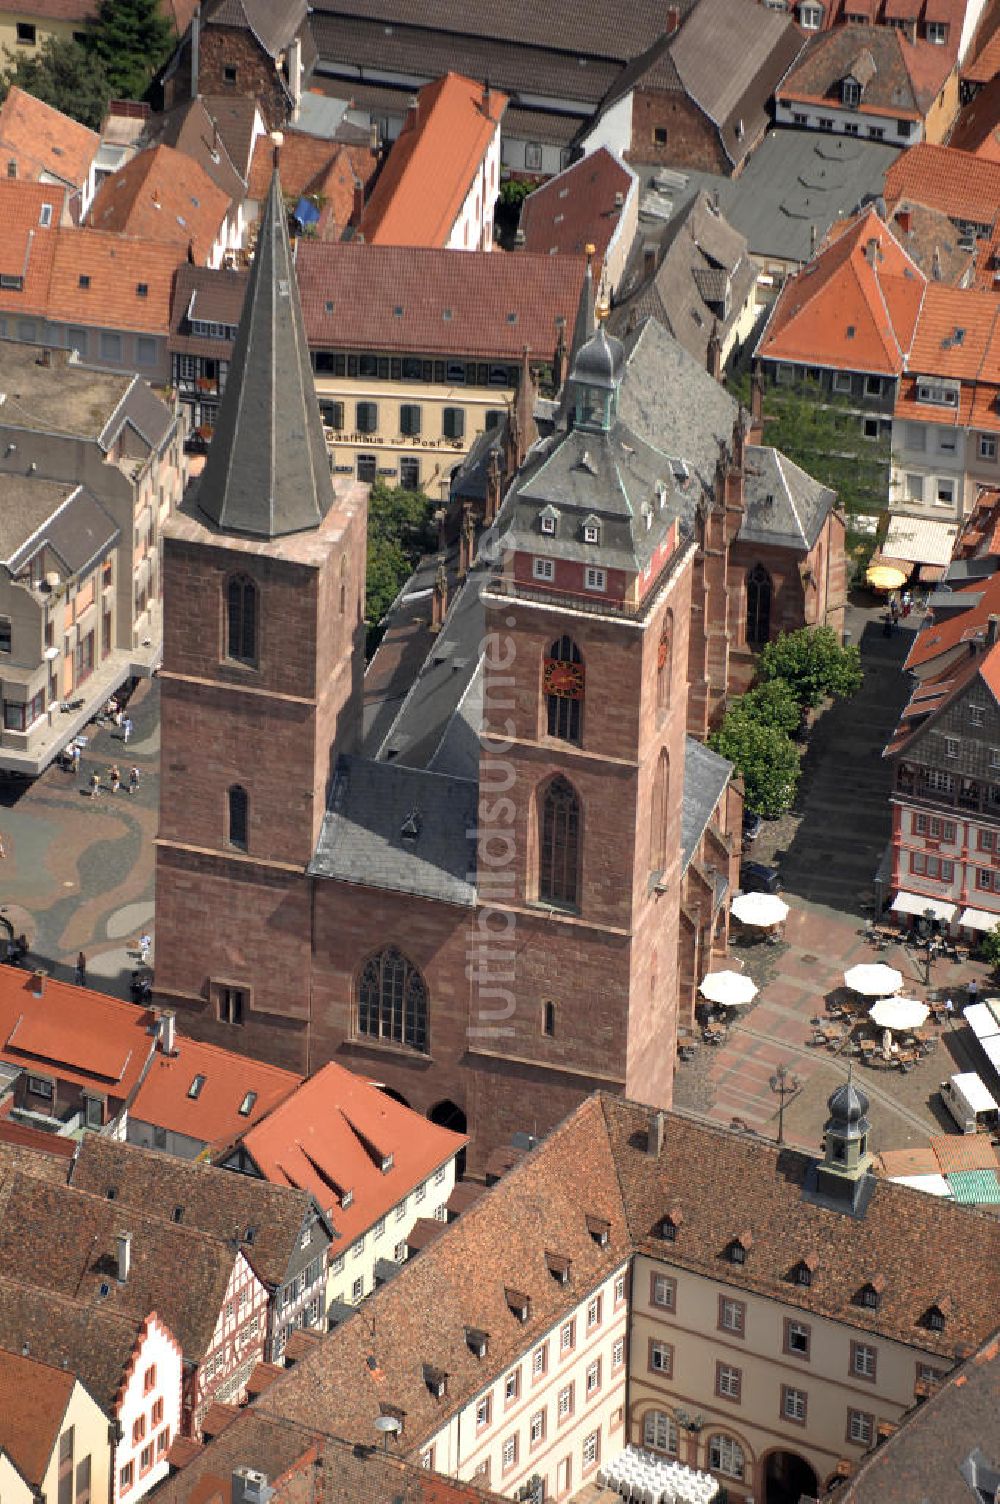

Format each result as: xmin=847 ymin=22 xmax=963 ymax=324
xmin=979 ymin=1034 xmax=1000 ymax=1076
xmin=891 ymin=891 xmax=956 ymax=921
xmin=918 ymin=564 xmax=945 ymax=583
xmin=889 ymin=1173 xmax=953 ymax=1198
xmin=964 ymin=1001 xmax=1000 ymax=1040
xmin=883 ymin=513 xmax=959 ymax=568
xmin=959 ymin=906 xmax=1000 ymax=933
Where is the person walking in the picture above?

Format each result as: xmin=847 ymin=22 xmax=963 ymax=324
xmin=109 ymin=764 xmax=121 ymax=794
xmin=138 ymin=932 xmax=151 ymax=965
xmin=75 ymin=951 xmax=86 ymax=987
xmin=968 ymin=976 xmax=980 ymax=1006
xmin=90 ymin=770 xmax=101 ymax=799
xmin=128 ymin=766 xmax=140 ymax=796
xmin=902 ymin=590 xmax=912 ymax=618
xmin=71 ymin=741 xmax=82 ymax=776
xmin=122 ymin=716 xmax=133 ymax=745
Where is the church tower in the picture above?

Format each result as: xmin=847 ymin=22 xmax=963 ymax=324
xmin=154 ymin=165 xmax=367 ymax=1065
xmin=472 ymin=324 xmax=697 ymax=1141
xmin=813 ymin=1076 xmax=876 ymax=1215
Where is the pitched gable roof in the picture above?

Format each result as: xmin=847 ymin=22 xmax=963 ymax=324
xmin=70 ymin=1136 xmax=321 ymax=1289
xmin=0 ymin=86 xmax=97 ymax=195
xmin=884 ymin=142 xmax=1000 ymax=226
xmin=88 ymin=143 xmax=230 ymax=263
xmin=130 ymin=1029 xmax=300 ymax=1148
xmin=222 ymin=1060 xmax=465 ymax=1251
xmin=518 ymin=147 xmax=634 ymax=271
xmin=359 ymin=72 xmax=506 ymax=248
xmin=778 ymin=24 xmax=955 ymax=117
xmin=756 ymin=205 xmax=926 ymax=374
xmin=0 ymin=1349 xmax=76 ymax=1486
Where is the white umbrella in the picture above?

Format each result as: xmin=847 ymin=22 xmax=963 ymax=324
xmin=731 ymin=891 xmax=789 ymax=927
xmin=699 ymin=970 xmax=758 ymax=1007
xmin=844 ymin=962 xmax=902 ymax=997
xmin=869 ymin=996 xmax=929 ymax=1030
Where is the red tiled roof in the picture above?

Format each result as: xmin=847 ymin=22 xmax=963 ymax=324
xmin=296 ymin=240 xmax=587 ymax=360
xmin=249 ymin=130 xmax=376 ymax=207
xmin=893 ymin=282 xmax=1000 ymax=429
xmin=0 ymin=1350 xmax=76 ymax=1486
xmin=0 ymin=0 xmax=96 ymax=16
xmin=902 ymin=569 xmax=1000 ymax=672
xmin=46 ymin=228 xmax=182 ymax=334
xmin=777 ymin=25 xmax=955 ymax=118
xmin=0 ymin=179 xmax=63 ymax=318
xmin=518 ymin=146 xmax=633 ymax=269
xmin=88 ymin=143 xmax=230 ymax=263
xmin=228 ymin=1060 xmax=465 ymax=1251
xmin=0 ymin=87 xmax=97 ymax=194
xmin=130 ymin=1034 xmax=301 ymax=1149
xmin=359 ymin=72 xmax=506 ymax=248
xmin=756 ymin=205 xmax=926 ymax=374
xmin=947 ymin=75 xmax=1000 ymax=159
xmin=884 ymin=142 xmax=1000 ymax=226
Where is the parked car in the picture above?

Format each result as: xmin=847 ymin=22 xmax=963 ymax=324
xmin=742 ymin=810 xmax=763 ymax=843
xmin=740 ymin=860 xmax=781 ymax=894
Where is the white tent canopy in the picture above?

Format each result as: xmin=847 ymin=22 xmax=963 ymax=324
xmin=959 ymin=906 xmax=1000 ymax=934
xmin=964 ymin=1000 xmax=1000 ymax=1041
xmin=699 ymin=970 xmax=758 ymax=1007
xmin=731 ymin=892 xmax=789 ymax=927
xmin=891 ymin=891 xmax=956 ymax=922
xmin=869 ymin=996 xmax=929 ymax=1030
xmin=844 ymin=962 xmax=902 ymax=997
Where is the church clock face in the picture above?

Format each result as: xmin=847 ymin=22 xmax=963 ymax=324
xmin=543 ymin=658 xmax=585 ymax=699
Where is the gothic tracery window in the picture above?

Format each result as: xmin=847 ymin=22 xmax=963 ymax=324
xmin=745 ymin=563 xmax=772 ymax=646
xmin=357 ymin=948 xmax=429 ymax=1052
xmin=226 ymin=574 xmax=258 ymax=665
xmin=539 ymin=775 xmax=581 ymax=909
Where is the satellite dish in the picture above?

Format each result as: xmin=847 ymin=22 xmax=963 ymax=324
xmin=374 ymin=1416 xmax=400 ymax=1434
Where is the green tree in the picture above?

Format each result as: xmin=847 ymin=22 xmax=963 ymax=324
xmin=365 ymin=480 xmax=437 ymax=653
xmin=758 ymin=626 xmax=863 ymax=709
xmin=732 ymin=678 xmax=802 ymax=737
xmin=709 ymin=709 xmax=801 ymax=818
xmin=88 ymin=0 xmax=174 ymax=102
xmin=979 ymin=925 xmax=1000 ymax=972
xmin=0 ymin=38 xmax=111 ymax=129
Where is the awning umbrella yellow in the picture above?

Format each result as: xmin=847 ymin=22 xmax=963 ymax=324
xmin=866 ymin=563 xmax=908 ymax=591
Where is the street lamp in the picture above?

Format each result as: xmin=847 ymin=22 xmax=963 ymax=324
xmin=769 ymin=1062 xmax=801 ymax=1146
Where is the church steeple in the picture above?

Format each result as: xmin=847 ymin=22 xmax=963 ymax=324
xmin=813 ymin=1070 xmax=875 ymax=1214
xmin=197 ymin=162 xmax=335 ymax=538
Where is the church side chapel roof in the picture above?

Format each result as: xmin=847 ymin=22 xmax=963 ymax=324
xmin=197 ymin=166 xmax=335 ymax=539
xmin=681 ymin=738 xmax=734 ymax=873
xmin=309 ymin=755 xmax=477 ymax=906
xmin=741 ymin=445 xmax=837 ymax=552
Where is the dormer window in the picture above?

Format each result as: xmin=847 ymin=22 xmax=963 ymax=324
xmin=842 ymin=78 xmax=861 ymax=108
xmin=505 ymin=1287 xmax=531 ymax=1323
xmin=800 ymin=2 xmax=822 ymax=26
xmin=794 ymin=1254 xmax=818 ymax=1287
xmin=541 ymin=515 xmax=556 ymax=535
xmin=857 ymin=1278 xmax=884 ymax=1310
xmin=465 ymin=1327 xmax=488 ymax=1358
xmin=539 ymin=505 xmax=560 ymax=536
xmin=727 ymin=1230 xmax=753 ymax=1264
xmin=423 ymin=1364 xmax=447 ymax=1398
xmin=924 ymin=1298 xmax=950 ymax=1331
xmin=660 ymin=1207 xmax=683 ymax=1241
xmin=583 ymin=515 xmax=601 ymax=544
xmin=545 ymin=1251 xmax=572 ymax=1284
xmin=586 ymin=1214 xmax=610 ymax=1247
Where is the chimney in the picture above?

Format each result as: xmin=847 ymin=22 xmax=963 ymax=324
xmin=351 ymin=178 xmax=365 ymax=227
xmin=231 ymin=1469 xmax=273 ymax=1504
xmin=190 ymin=5 xmax=200 ymax=100
xmin=31 ymin=969 xmax=45 ymax=997
xmin=159 ymin=1011 xmax=177 ymax=1056
xmin=810 ymin=223 xmax=817 ymax=254
xmin=614 ymin=190 xmax=624 ymax=208
xmin=116 ymin=1232 xmax=131 ymax=1284
xmin=647 ymin=1109 xmax=666 ymax=1158
xmin=666 ymin=4 xmax=681 ymax=32
xmin=271 ymin=130 xmax=283 ymax=172
xmin=483 ymin=77 xmax=492 ymax=117
xmin=406 ymin=93 xmax=419 ymax=129
xmin=369 ymin=121 xmax=379 ymax=154
xmin=988 ymin=614 xmax=1000 ymax=647
xmin=288 ymin=35 xmax=302 ymax=119
xmin=865 ymin=236 xmax=879 ymax=266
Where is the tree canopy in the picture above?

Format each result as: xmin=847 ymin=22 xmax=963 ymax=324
xmin=365 ymin=480 xmax=438 ymax=653
xmin=709 ymin=708 xmax=801 ymax=818
xmin=730 ymin=678 xmax=802 ymax=738
xmin=88 ymin=0 xmax=175 ymax=103
xmin=758 ymin=626 xmax=863 ymax=709
xmin=0 ymin=38 xmax=111 ymax=130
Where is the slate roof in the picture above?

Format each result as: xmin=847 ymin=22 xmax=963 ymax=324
xmin=740 ymin=445 xmax=837 ymax=551
xmin=681 ymin=737 xmax=734 ymax=872
xmin=169 ymin=262 xmax=248 ymax=360
xmin=296 ymin=241 xmax=586 ymax=360
xmin=669 ymin=0 xmax=806 ymax=167
xmin=178 ymin=1094 xmax=1000 ymax=1460
xmin=826 ymin=1330 xmax=1000 ymax=1502
xmin=0 ymin=1349 xmax=77 ymax=1486
xmin=0 ymin=480 xmax=118 ymax=580
xmin=197 ymin=169 xmax=335 ymax=538
xmin=220 ymin=1060 xmax=466 ymax=1249
xmin=203 ymin=0 xmax=307 ymax=58
xmin=609 ymin=190 xmax=757 ymax=367
xmin=756 ymin=205 xmax=926 ymax=375
xmin=0 ymin=1172 xmax=239 ymax=1361
xmin=309 ymin=755 xmax=478 ymax=905
xmin=359 ymin=73 xmax=506 ymax=249
xmin=142 ymin=97 xmax=248 ymax=204
xmin=88 ymin=144 xmax=230 ymax=263
xmin=70 ymin=1136 xmax=321 ymax=1290
xmin=0 ymin=86 xmax=97 ymax=195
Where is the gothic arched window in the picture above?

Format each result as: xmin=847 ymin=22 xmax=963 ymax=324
xmin=226 ymin=574 xmax=258 ymax=666
xmin=357 ymin=948 xmax=429 ymax=1053
xmin=650 ymin=750 xmax=669 ymax=876
xmin=745 ymin=564 xmax=772 ymax=646
xmin=543 ymin=635 xmax=584 ymax=744
xmin=539 ymin=775 xmax=581 ymax=909
xmin=227 ymin=784 xmax=248 ymax=851
xmin=657 ymin=611 xmax=673 ymax=712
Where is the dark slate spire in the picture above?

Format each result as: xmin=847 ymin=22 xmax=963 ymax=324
xmin=198 ymin=167 xmax=334 ymax=538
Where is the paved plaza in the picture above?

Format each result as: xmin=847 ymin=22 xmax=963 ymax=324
xmin=0 ymin=678 xmax=159 ymax=997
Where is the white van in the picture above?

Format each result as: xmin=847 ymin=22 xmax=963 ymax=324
xmin=940 ymin=1072 xmax=999 ymax=1135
